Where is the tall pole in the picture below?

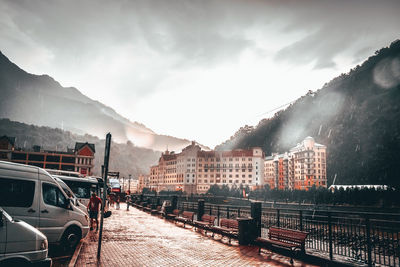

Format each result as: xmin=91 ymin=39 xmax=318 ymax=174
xmin=128 ymin=174 xmax=131 ymax=194
xmin=97 ymin=133 xmax=111 ymax=260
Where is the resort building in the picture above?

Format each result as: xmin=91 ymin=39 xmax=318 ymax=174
xmin=138 ymin=174 xmax=150 ymax=193
xmin=264 ymin=136 xmax=327 ymax=191
xmin=290 ymin=136 xmax=327 ymax=190
xmin=0 ymin=135 xmax=95 ymax=176
xmin=141 ymin=137 xmax=326 ymax=194
xmin=143 ymin=141 xmax=264 ymax=194
xmin=264 ymin=155 xmax=276 ymax=189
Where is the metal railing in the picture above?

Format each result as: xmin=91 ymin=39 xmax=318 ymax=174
xmin=177 ymin=200 xmax=399 ymax=267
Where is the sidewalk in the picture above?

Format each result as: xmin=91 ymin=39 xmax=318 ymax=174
xmin=74 ymin=203 xmax=316 ymax=266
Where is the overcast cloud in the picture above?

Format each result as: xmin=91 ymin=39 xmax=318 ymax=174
xmin=1 ymin=0 xmax=399 ymax=147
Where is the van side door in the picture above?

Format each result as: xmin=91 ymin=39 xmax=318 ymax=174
xmin=39 ymin=182 xmax=71 ymax=243
xmin=0 ymin=211 xmax=6 ymax=256
xmin=0 ymin=177 xmax=39 ymax=228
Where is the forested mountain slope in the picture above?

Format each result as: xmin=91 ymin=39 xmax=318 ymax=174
xmin=0 ymin=119 xmax=160 ymax=178
xmin=217 ymin=40 xmax=400 ymax=188
xmin=0 ymin=51 xmax=201 ymax=151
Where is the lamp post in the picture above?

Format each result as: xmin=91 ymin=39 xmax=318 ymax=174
xmin=128 ymin=174 xmax=131 ymax=194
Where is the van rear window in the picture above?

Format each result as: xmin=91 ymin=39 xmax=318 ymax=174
xmin=0 ymin=178 xmax=35 ymax=207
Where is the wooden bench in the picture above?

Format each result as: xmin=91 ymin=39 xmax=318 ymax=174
xmin=137 ymin=201 xmax=144 ymax=209
xmin=211 ymin=218 xmax=239 ymax=244
xmin=143 ymin=203 xmax=152 ymax=212
xmin=174 ymin=211 xmax=195 ymax=228
xmin=255 ymin=227 xmax=308 ymax=263
xmin=193 ymin=214 xmax=216 ymax=234
xmin=166 ymin=209 xmax=179 ymax=220
xmin=151 ymin=205 xmax=161 ymax=215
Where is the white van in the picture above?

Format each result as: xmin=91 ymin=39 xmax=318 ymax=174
xmin=0 ymin=207 xmax=51 ymax=266
xmin=53 ymin=177 xmax=88 ymax=215
xmin=54 ymin=175 xmax=100 ymax=207
xmin=0 ymin=161 xmax=89 ymax=250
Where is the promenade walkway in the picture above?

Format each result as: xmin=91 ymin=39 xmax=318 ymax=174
xmin=74 ymin=203 xmax=316 ymax=266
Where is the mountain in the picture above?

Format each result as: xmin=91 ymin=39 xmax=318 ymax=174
xmin=217 ymin=40 xmax=400 ymax=188
xmin=0 ymin=118 xmax=160 ymax=178
xmin=0 ymin=52 xmax=205 ymax=151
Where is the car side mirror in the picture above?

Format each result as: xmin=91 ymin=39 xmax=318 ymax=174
xmin=64 ymin=200 xmax=72 ymax=210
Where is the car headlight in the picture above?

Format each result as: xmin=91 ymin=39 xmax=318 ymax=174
xmin=85 ymin=214 xmax=89 ymax=223
xmin=40 ymin=239 xmax=48 ymax=250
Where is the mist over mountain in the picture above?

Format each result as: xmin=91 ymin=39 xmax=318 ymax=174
xmin=217 ymin=40 xmax=400 ymax=188
xmin=0 ymin=52 xmax=204 ymax=151
xmin=0 ymin=118 xmax=160 ymax=178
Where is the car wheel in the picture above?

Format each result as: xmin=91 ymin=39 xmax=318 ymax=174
xmin=62 ymin=227 xmax=81 ymax=252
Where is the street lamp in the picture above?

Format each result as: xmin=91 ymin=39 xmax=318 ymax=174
xmin=128 ymin=174 xmax=131 ymax=194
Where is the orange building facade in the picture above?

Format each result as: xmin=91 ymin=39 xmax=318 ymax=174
xmin=0 ymin=136 xmax=95 ymax=176
xmin=264 ymin=137 xmax=327 ymax=190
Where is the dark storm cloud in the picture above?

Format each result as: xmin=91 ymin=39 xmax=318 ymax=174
xmin=1 ymin=0 xmax=399 ymax=89
xmin=273 ymin=0 xmax=400 ymax=69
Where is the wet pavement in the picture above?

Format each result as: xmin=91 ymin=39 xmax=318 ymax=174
xmin=75 ymin=203 xmax=317 ymax=267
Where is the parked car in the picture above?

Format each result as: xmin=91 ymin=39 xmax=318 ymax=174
xmin=0 ymin=207 xmax=51 ymax=266
xmin=0 ymin=161 xmax=89 ymax=250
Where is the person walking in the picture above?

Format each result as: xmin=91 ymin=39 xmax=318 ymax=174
xmin=87 ymin=192 xmax=102 ymax=231
xmin=116 ymin=195 xmax=120 ymax=210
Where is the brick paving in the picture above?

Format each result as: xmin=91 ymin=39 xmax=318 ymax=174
xmin=75 ymin=203 xmax=317 ymax=267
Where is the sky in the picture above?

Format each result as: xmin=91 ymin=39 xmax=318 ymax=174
xmin=0 ymin=0 xmax=399 ymax=148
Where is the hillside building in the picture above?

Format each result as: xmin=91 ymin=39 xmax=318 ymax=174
xmin=0 ymin=135 xmax=95 ymax=176
xmin=264 ymin=136 xmax=327 ymax=191
xmin=290 ymin=136 xmax=327 ymax=190
xmin=138 ymin=174 xmax=150 ymax=193
xmin=143 ymin=141 xmax=264 ymax=194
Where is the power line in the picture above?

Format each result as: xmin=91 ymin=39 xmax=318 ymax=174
xmin=255 ymin=98 xmax=297 ymax=118
xmin=255 ymin=90 xmax=314 ymax=119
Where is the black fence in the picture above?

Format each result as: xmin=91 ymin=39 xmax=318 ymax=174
xmin=177 ymin=200 xmax=400 ymax=267
xmin=131 ymin=194 xmax=399 ymax=267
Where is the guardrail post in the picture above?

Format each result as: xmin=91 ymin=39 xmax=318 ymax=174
xmin=238 ymin=207 xmax=241 ymax=217
xmin=238 ymin=218 xmax=253 ymax=245
xmin=217 ymin=206 xmax=220 ymax=224
xmin=366 ymin=216 xmax=372 ymax=267
xmin=299 ymin=210 xmax=303 ymax=231
xmin=171 ymin=195 xmax=177 ymax=210
xmin=227 ymin=206 xmax=230 ymax=219
xmin=328 ymin=212 xmax=333 ymax=261
xmin=251 ymin=201 xmax=262 ymax=238
xmin=277 ymin=209 xmax=280 ymax=227
xmin=197 ymin=199 xmax=205 ymax=220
